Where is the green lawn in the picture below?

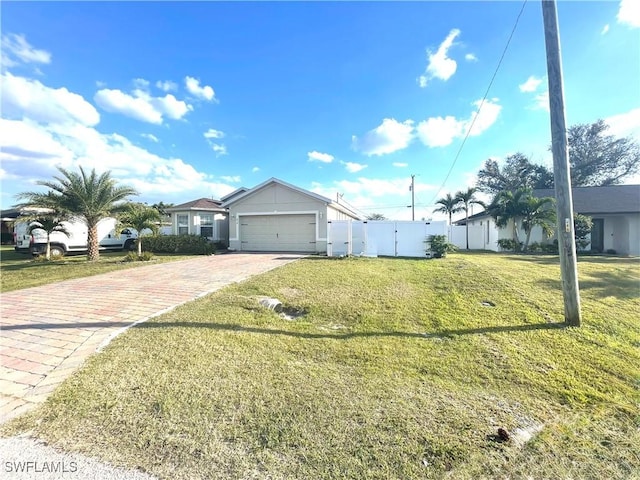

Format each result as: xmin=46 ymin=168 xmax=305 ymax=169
xmin=3 ymin=253 xmax=639 ymax=479
xmin=0 ymin=245 xmax=199 ymax=292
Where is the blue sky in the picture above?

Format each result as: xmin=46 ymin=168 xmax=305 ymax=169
xmin=2 ymin=1 xmax=639 ymax=220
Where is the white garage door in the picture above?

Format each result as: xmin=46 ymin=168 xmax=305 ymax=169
xmin=240 ymin=214 xmax=317 ymax=252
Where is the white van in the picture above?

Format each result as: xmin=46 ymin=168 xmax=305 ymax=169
xmin=15 ymin=216 xmax=137 ymax=256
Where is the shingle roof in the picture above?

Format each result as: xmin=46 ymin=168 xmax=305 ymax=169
xmin=456 ymin=184 xmax=640 ymax=224
xmin=532 ymin=185 xmax=640 ymax=215
xmin=166 ymin=198 xmax=226 ymax=212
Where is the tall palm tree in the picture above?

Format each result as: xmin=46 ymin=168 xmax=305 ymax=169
xmin=16 ymin=166 xmax=138 ymax=261
xmin=520 ymin=196 xmax=556 ymax=252
xmin=433 ymin=193 xmax=462 ymax=231
xmin=27 ymin=215 xmax=70 ymax=260
xmin=119 ymin=203 xmax=162 ymax=256
xmin=455 ymin=187 xmax=482 ymax=250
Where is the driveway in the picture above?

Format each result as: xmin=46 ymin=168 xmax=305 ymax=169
xmin=0 ymin=253 xmax=302 ymax=424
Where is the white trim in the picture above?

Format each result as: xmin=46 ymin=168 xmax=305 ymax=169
xmin=222 ymin=177 xmax=332 ymax=207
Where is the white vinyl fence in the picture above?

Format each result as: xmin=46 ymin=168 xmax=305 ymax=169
xmin=450 ymin=224 xmax=500 ymax=251
xmin=327 ymin=220 xmax=447 ymax=257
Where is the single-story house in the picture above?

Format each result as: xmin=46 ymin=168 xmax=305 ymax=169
xmin=222 ymin=177 xmax=361 ymax=253
xmin=455 ymin=185 xmax=640 ymax=255
xmin=165 ymin=198 xmax=229 ymax=245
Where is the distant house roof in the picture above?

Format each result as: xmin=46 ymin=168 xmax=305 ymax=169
xmin=532 ymin=185 xmax=640 ymax=215
xmin=165 ymin=198 xmax=227 ymax=213
xmin=455 ymin=184 xmax=640 ymax=225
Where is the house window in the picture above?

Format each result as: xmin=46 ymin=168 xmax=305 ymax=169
xmin=177 ymin=214 xmax=189 ymax=235
xmin=200 ymin=214 xmax=213 ymax=238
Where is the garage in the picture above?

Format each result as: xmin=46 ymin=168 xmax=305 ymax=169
xmin=239 ymin=214 xmax=316 ymax=252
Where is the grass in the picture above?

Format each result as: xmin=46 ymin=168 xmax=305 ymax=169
xmin=3 ymin=253 xmax=639 ymax=479
xmin=0 ymin=245 xmax=200 ymax=292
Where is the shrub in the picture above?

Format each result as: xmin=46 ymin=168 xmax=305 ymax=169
xmin=426 ymin=235 xmax=457 ymax=258
xmin=497 ymin=239 xmax=522 ymax=252
xmin=528 ymin=242 xmax=542 ymax=253
xmin=541 ymin=240 xmax=559 ymax=254
xmin=123 ymin=251 xmax=154 ymax=262
xmin=142 ymin=235 xmax=214 ymax=255
xmin=574 ymin=214 xmax=593 ymax=250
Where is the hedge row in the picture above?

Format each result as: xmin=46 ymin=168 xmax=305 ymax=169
xmin=142 ymin=234 xmax=214 ymax=255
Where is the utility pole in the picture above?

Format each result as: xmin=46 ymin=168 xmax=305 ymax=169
xmin=542 ymin=0 xmax=581 ymax=326
xmin=409 ymin=174 xmax=415 ymax=221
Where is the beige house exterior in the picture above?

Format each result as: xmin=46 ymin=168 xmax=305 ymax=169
xmin=165 ymin=198 xmax=229 ymax=245
xmin=222 ymin=178 xmax=361 ymax=253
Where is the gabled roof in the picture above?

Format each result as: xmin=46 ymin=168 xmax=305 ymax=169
xmin=165 ymin=198 xmax=226 ymax=213
xmin=220 ymin=187 xmax=248 ymax=203
xmin=222 ymin=177 xmax=362 ymax=219
xmin=454 ymin=184 xmax=640 ymax=225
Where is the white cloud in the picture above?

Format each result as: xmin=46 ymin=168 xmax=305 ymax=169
xmin=185 ymin=76 xmax=215 ymax=101
xmin=156 ymin=80 xmax=177 ymax=92
xmin=133 ymin=78 xmax=150 ymax=90
xmin=416 ymin=98 xmax=502 ymax=148
xmin=95 ymin=88 xmax=162 ymax=124
xmin=392 ymin=162 xmax=408 ymax=167
xmin=2 ymin=72 xmax=100 ymax=126
xmin=465 ymin=53 xmax=478 ymax=62
xmin=220 ymin=175 xmax=241 ymax=183
xmin=601 ymin=24 xmax=610 ymax=35
xmin=141 ymin=133 xmax=159 ymax=143
xmin=252 ymin=166 xmax=260 ymax=173
xmin=308 ymin=151 xmax=334 ymax=163
xmin=341 ymin=161 xmax=367 ymax=173
xmin=151 ymin=93 xmax=192 ymax=119
xmin=204 ymin=128 xmax=225 ymax=139
xmin=0 ymin=75 xmax=236 ymax=208
xmin=533 ymin=91 xmax=550 ymax=111
xmin=605 ymin=107 xmax=640 ymax=141
xmin=519 ymin=75 xmax=543 ymax=93
xmin=617 ymin=0 xmax=640 ymax=28
xmin=352 ymin=118 xmax=414 ymax=156
xmin=1 ymin=33 xmax=51 ymax=67
xmin=418 ymin=29 xmax=460 ymax=88
xmin=211 ymin=143 xmax=228 ymax=156
xmin=94 ymin=88 xmax=192 ymax=124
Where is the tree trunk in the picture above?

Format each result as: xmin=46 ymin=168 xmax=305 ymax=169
xmin=87 ymin=223 xmax=100 ymax=261
xmin=523 ymin=228 xmax=532 ymax=253
xmin=512 ymin=220 xmax=520 ymax=252
xmin=465 ymin=208 xmax=469 ymax=250
xmin=46 ymin=233 xmax=51 ymax=261
xmin=137 ymin=238 xmax=142 ymax=256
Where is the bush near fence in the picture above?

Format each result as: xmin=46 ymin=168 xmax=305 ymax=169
xmin=143 ymin=234 xmax=214 ymax=255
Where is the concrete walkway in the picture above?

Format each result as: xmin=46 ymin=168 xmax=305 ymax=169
xmin=0 ymin=253 xmax=302 ymax=424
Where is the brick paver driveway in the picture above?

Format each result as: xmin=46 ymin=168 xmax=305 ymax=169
xmin=0 ymin=253 xmax=302 ymax=424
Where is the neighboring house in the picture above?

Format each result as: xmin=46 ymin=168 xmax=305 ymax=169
xmin=222 ymin=177 xmax=361 ymax=253
xmin=165 ymin=198 xmax=229 ymax=245
xmin=455 ymin=185 xmax=640 ymax=255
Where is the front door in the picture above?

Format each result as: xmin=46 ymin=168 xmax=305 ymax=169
xmin=591 ymin=218 xmax=604 ymax=253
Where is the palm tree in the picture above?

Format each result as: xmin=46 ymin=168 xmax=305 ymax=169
xmin=484 ymin=188 xmax=529 ymax=251
xmin=16 ymin=166 xmax=138 ymax=261
xmin=455 ymin=187 xmax=482 ymax=250
xmin=119 ymin=203 xmax=162 ymax=256
xmin=433 ymin=193 xmax=462 ymax=233
xmin=27 ymin=215 xmax=70 ymax=260
xmin=520 ymin=196 xmax=556 ymax=252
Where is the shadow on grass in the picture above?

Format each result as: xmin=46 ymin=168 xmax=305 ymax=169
xmin=539 ymin=270 xmax=640 ymax=300
xmin=1 ymin=320 xmax=567 ymax=339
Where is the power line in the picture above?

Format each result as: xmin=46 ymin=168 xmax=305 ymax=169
xmin=427 ymin=0 xmax=529 ymax=206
